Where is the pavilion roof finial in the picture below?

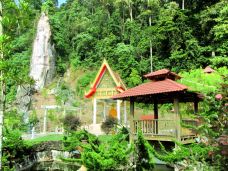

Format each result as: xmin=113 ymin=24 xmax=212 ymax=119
xmin=144 ymin=69 xmax=181 ymax=81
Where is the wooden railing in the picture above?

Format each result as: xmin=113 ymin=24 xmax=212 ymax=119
xmin=133 ymin=119 xmax=198 ymax=139
xmin=181 ymin=119 xmax=198 ymax=136
xmin=133 ymin=119 xmax=176 ymax=137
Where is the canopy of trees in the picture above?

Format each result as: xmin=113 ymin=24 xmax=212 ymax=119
xmin=48 ymin=0 xmax=227 ymax=87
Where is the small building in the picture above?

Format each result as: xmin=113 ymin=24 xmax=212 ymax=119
xmin=113 ymin=69 xmax=203 ymax=144
xmin=85 ymin=59 xmax=128 ymax=125
xmin=204 ymin=66 xmax=215 ymax=74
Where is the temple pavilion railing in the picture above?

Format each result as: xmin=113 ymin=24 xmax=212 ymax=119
xmin=133 ymin=119 xmax=198 ymax=143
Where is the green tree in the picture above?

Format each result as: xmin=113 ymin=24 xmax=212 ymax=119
xmin=0 ymin=0 xmax=35 ymax=168
xmin=0 ymin=1 xmax=4 ymax=168
xmin=127 ymin=68 xmax=141 ymax=87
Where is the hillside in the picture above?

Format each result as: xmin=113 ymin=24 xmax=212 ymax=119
xmin=1 ymin=1 xmax=228 ymax=170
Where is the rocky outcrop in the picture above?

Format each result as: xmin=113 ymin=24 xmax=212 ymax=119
xmin=16 ymin=85 xmax=33 ymax=123
xmin=32 ymin=141 xmax=63 ymax=152
xmin=30 ymin=12 xmax=56 ymax=91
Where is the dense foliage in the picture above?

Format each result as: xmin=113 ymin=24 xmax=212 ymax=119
xmin=63 ymin=129 xmax=98 ymax=152
xmin=179 ymin=67 xmax=228 ymax=94
xmin=50 ymin=0 xmax=228 ymax=87
xmin=2 ymin=128 xmax=31 ymax=170
xmin=81 ymin=129 xmax=133 ymax=170
xmin=63 ymin=114 xmax=81 ymax=133
xmin=135 ymin=130 xmax=154 ymax=170
xmin=1 ymin=0 xmax=228 ymax=170
xmin=63 ymin=128 xmax=133 ymax=170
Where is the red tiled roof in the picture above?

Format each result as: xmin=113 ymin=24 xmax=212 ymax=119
xmin=140 ymin=115 xmax=154 ymax=120
xmin=112 ymin=79 xmax=188 ymax=99
xmin=144 ymin=69 xmax=181 ymax=80
xmin=204 ymin=66 xmax=215 ymax=73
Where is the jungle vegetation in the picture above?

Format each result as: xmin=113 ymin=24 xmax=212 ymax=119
xmin=0 ymin=0 xmax=227 ymax=170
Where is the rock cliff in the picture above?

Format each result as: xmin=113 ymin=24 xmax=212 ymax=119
xmin=30 ymin=12 xmax=56 ymax=91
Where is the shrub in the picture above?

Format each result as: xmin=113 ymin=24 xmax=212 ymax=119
xmin=101 ymin=116 xmax=118 ymax=134
xmin=81 ymin=131 xmax=133 ymax=170
xmin=63 ymin=114 xmax=81 ymax=133
xmin=75 ymin=71 xmax=96 ymax=97
xmin=3 ymin=128 xmax=31 ymax=170
xmin=63 ymin=130 xmax=99 ymax=152
xmin=135 ymin=130 xmax=155 ymax=170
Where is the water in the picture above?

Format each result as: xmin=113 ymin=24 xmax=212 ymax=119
xmin=23 ymin=161 xmax=173 ymax=171
xmin=24 ymin=161 xmax=80 ymax=171
xmin=153 ymin=164 xmax=174 ymax=171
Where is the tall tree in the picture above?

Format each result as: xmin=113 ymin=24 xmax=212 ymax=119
xmin=0 ymin=0 xmax=34 ymax=168
xmin=147 ymin=0 xmax=160 ymax=71
xmin=0 ymin=1 xmax=4 ymax=169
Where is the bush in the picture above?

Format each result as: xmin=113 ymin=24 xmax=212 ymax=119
xmin=101 ymin=116 xmax=118 ymax=134
xmin=75 ymin=71 xmax=96 ymax=97
xmin=63 ymin=130 xmax=99 ymax=152
xmin=3 ymin=128 xmax=31 ymax=170
xmin=135 ymin=130 xmax=155 ymax=170
xmin=63 ymin=114 xmax=81 ymax=133
xmin=81 ymin=131 xmax=133 ymax=170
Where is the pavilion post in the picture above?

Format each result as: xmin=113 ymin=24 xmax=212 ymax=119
xmin=43 ymin=108 xmax=47 ymax=133
xmin=93 ymin=98 xmax=97 ymax=124
xmin=117 ymin=100 xmax=121 ymax=123
xmin=130 ymin=98 xmax=135 ymax=141
xmin=174 ymin=98 xmax=181 ymax=142
xmin=154 ymin=98 xmax=158 ymax=134
xmin=103 ymin=101 xmax=106 ymax=121
xmin=194 ymin=100 xmax=198 ymax=114
xmin=124 ymin=101 xmax=127 ymax=126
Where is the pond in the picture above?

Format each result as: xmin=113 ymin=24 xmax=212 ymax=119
xmin=153 ymin=164 xmax=174 ymax=171
xmin=24 ymin=161 xmax=81 ymax=171
xmin=24 ymin=161 xmax=173 ymax=171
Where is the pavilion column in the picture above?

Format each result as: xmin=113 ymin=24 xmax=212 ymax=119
xmin=93 ymin=98 xmax=97 ymax=124
xmin=130 ymin=98 xmax=135 ymax=141
xmin=124 ymin=101 xmax=127 ymax=126
xmin=174 ymin=98 xmax=181 ymax=142
xmin=117 ymin=100 xmax=121 ymax=123
xmin=43 ymin=108 xmax=47 ymax=133
xmin=154 ymin=99 xmax=158 ymax=134
xmin=194 ymin=100 xmax=198 ymax=114
xmin=103 ymin=101 xmax=106 ymax=121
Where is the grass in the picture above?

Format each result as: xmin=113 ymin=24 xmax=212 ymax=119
xmin=98 ymin=134 xmax=114 ymax=143
xmin=25 ymin=134 xmax=64 ymax=146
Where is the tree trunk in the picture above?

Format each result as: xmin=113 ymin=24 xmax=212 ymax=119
xmin=147 ymin=1 xmax=153 ymax=72
xmin=149 ymin=14 xmax=153 ymax=72
xmin=121 ymin=4 xmax=125 ymax=36
xmin=0 ymin=1 xmax=5 ymax=169
xmin=182 ymin=0 xmax=185 ymax=10
xmin=129 ymin=4 xmax=133 ymax=21
xmin=150 ymin=40 xmax=153 ymax=72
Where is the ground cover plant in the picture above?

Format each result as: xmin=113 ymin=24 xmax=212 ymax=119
xmin=25 ymin=134 xmax=64 ymax=146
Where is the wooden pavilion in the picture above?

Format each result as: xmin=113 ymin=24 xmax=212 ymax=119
xmin=112 ymin=69 xmax=203 ymax=144
xmin=85 ymin=59 xmax=127 ymax=125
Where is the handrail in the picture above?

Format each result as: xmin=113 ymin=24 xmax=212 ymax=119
xmin=133 ymin=119 xmax=197 ymax=138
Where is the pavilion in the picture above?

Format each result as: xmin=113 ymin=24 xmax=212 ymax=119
xmin=204 ymin=66 xmax=215 ymax=74
xmin=112 ymin=69 xmax=203 ymax=144
xmin=85 ymin=59 xmax=127 ymax=125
